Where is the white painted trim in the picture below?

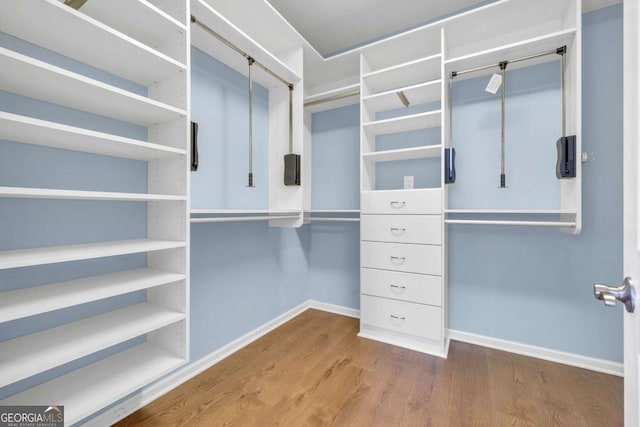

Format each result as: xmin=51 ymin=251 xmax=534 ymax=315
xmin=308 ymin=300 xmax=360 ymax=318
xmin=83 ymin=301 xmax=311 ymax=427
xmin=448 ymin=329 xmax=624 ymax=377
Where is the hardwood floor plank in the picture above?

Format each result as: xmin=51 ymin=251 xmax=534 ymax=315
xmin=117 ymin=310 xmax=623 ymax=427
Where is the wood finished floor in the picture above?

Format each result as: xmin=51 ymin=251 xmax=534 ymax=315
xmin=117 ymin=310 xmax=623 ymax=427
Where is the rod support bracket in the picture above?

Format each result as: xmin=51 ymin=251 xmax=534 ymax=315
xmin=450 ymin=71 xmax=458 ymax=79
xmin=556 ymin=45 xmax=567 ymax=56
xmin=190 ymin=14 xmax=196 ymax=24
xmin=247 ymin=57 xmax=255 ymax=67
xmin=499 ymin=61 xmax=508 ymax=71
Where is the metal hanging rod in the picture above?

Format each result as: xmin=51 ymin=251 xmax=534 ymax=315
xmin=304 ymin=90 xmax=360 ymax=108
xmin=191 ymin=15 xmax=293 ymax=90
xmin=450 ymin=46 xmax=566 ymax=79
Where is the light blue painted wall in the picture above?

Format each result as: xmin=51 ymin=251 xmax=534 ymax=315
xmin=188 ymin=47 xmax=309 ymax=360
xmin=0 ymin=33 xmax=149 ymax=401
xmin=308 ymin=5 xmax=624 ymax=362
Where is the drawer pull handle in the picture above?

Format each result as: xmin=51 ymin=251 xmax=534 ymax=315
xmin=390 ymin=284 xmax=407 ymax=290
xmin=390 ymin=256 xmax=406 ymax=263
xmin=390 ymin=227 xmax=406 ymax=234
xmin=390 ymin=314 xmax=406 ymax=320
xmin=389 ymin=201 xmax=406 ymax=208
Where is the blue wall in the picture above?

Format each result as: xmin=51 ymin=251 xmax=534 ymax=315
xmin=308 ymin=5 xmax=624 ymax=362
xmin=189 ymin=47 xmax=308 ymax=361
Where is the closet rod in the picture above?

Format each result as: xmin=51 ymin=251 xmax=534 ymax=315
xmin=450 ymin=46 xmax=565 ymax=78
xmin=445 ymin=219 xmax=576 ymax=227
xmin=309 ymin=217 xmax=360 ymax=222
xmin=304 ymin=90 xmax=360 ymax=108
xmin=192 ymin=215 xmax=300 ymax=223
xmin=191 ymin=15 xmax=293 ymax=89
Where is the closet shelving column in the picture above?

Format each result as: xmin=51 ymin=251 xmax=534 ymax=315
xmin=358 ymin=29 xmax=448 ymax=357
xmin=441 ymin=0 xmax=581 ymax=232
xmin=0 ymin=0 xmax=189 ymax=424
xmin=190 ymin=0 xmax=304 ymax=228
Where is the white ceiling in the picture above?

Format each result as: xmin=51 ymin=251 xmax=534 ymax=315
xmin=265 ymin=0 xmax=486 ymax=57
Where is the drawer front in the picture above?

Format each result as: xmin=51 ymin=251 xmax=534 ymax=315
xmin=361 ymin=189 xmax=441 ymax=215
xmin=361 ymin=295 xmax=442 ymax=340
xmin=361 ymin=268 xmax=442 ymax=306
xmin=361 ymin=214 xmax=442 ymax=245
xmin=361 ymin=241 xmax=441 ymax=275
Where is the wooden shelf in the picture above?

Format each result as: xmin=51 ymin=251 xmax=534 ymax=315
xmin=0 ymin=186 xmax=185 ymax=202
xmin=0 ymin=47 xmax=186 ymax=126
xmin=0 ymin=303 xmax=184 ymax=388
xmin=0 ymin=268 xmax=185 ymax=323
xmin=363 ymin=54 xmax=441 ymax=94
xmin=0 ymin=112 xmax=185 ymax=160
xmin=0 ymin=239 xmax=185 ymax=270
xmin=79 ymin=0 xmax=187 ymax=53
xmin=0 ymin=0 xmax=185 ymax=86
xmin=363 ymin=80 xmax=441 ymax=114
xmin=363 ymin=111 xmax=442 ymax=136
xmin=445 ymin=29 xmax=577 ymax=78
xmin=363 ymin=145 xmax=442 ymax=163
xmin=0 ymin=343 xmax=185 ymax=425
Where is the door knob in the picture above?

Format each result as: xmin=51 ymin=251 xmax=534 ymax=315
xmin=593 ymin=277 xmax=636 ymax=313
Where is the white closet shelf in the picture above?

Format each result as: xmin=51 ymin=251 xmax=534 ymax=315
xmin=0 ymin=112 xmax=186 ymax=160
xmin=445 ymin=29 xmax=577 ymax=77
xmin=0 ymin=0 xmax=185 ymax=87
xmin=363 ymin=111 xmax=442 ymax=136
xmin=190 ymin=209 xmax=301 ymax=215
xmin=445 ymin=219 xmax=577 ymax=227
xmin=363 ymin=145 xmax=442 ymax=163
xmin=0 ymin=186 xmax=186 ymax=202
xmin=445 ymin=209 xmax=576 ymax=214
xmin=0 ymin=302 xmax=185 ymax=388
xmin=0 ymin=342 xmax=185 ymax=425
xmin=304 ymin=83 xmax=360 ymax=113
xmin=191 ymin=0 xmax=300 ymax=89
xmin=363 ymin=80 xmax=441 ymax=114
xmin=191 ymin=215 xmax=301 ymax=224
xmin=363 ymin=54 xmax=441 ymax=94
xmin=79 ymin=0 xmax=187 ymax=52
xmin=0 ymin=268 xmax=185 ymax=323
xmin=0 ymin=239 xmax=185 ymax=270
xmin=308 ymin=209 xmax=360 ymax=213
xmin=0 ymin=47 xmax=186 ymax=127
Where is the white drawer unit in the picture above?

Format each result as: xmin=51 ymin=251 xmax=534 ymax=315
xmin=361 ymin=214 xmax=442 ymax=245
xmin=361 ymin=268 xmax=442 ymax=306
xmin=360 ymin=295 xmax=442 ymax=341
xmin=361 ymin=241 xmax=441 ymax=275
xmin=361 ymin=189 xmax=442 ymax=215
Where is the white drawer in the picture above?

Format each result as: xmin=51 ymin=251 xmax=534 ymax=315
xmin=361 ymin=214 xmax=442 ymax=245
xmin=361 ymin=295 xmax=442 ymax=340
xmin=361 ymin=268 xmax=442 ymax=306
xmin=361 ymin=241 xmax=441 ymax=275
xmin=361 ymin=189 xmax=441 ymax=215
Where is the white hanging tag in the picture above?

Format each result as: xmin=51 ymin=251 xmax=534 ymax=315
xmin=485 ymin=73 xmax=503 ymax=94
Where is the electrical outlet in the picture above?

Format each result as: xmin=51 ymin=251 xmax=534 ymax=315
xmin=404 ymin=176 xmax=414 ymax=189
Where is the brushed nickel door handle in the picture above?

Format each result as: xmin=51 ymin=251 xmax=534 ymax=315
xmin=594 ymin=277 xmax=636 ymax=313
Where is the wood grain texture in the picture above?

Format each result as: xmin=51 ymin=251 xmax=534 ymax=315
xmin=117 ymin=310 xmax=623 ymax=427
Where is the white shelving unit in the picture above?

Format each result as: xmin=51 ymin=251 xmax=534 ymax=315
xmin=442 ymin=0 xmax=582 ymax=232
xmin=358 ymin=28 xmax=447 ymax=357
xmin=190 ymin=0 xmax=304 ymax=227
xmin=0 ymin=1 xmax=190 ymax=424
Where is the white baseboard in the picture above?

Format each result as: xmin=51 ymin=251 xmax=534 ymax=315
xmin=308 ymin=300 xmax=360 ymax=318
xmin=448 ymin=329 xmax=623 ymax=377
xmin=84 ymin=301 xmax=311 ymax=427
